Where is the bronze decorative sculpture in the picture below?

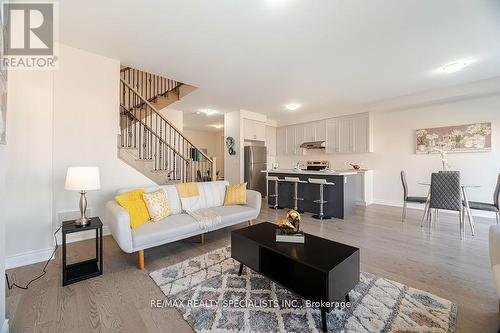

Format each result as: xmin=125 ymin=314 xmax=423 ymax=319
xmin=277 ymin=209 xmax=301 ymax=234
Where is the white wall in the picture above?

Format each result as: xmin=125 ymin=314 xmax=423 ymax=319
xmin=5 ymin=44 xmax=154 ymax=268
xmin=214 ymin=131 xmax=225 ymax=177
xmin=0 ymin=146 xmax=7 ymax=333
xmin=183 ymin=129 xmax=224 ymax=177
xmin=183 ymin=129 xmax=218 ymax=156
xmin=224 ymin=111 xmax=243 ymax=184
xmin=224 ymin=110 xmax=271 ymax=184
xmin=5 ymin=70 xmax=55 ymax=264
xmin=159 ymin=108 xmax=183 ymax=131
xmin=276 ymin=94 xmax=500 ymax=208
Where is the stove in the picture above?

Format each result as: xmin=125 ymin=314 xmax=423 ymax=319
xmin=306 ymin=160 xmax=329 ymax=171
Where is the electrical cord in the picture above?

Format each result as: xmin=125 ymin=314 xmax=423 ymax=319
xmin=5 ymin=225 xmax=62 ymax=290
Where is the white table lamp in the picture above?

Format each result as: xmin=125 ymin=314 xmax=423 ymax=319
xmin=65 ymin=167 xmax=101 ymax=226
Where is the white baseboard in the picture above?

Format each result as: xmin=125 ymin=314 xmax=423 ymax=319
xmin=372 ymin=199 xmax=497 ymax=220
xmin=5 ymin=247 xmax=55 ymax=270
xmin=1 ymin=319 xmax=9 ymax=333
xmin=6 ymin=226 xmax=110 ymax=269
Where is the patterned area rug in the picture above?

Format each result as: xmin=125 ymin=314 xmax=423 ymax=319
xmin=150 ymin=246 xmax=457 ymax=332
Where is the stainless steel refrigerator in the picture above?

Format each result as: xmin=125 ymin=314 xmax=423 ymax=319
xmin=244 ymin=146 xmax=267 ymax=196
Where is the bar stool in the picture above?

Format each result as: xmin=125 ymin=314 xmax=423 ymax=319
xmin=267 ymin=176 xmax=283 ymax=209
xmin=309 ymin=178 xmax=335 ymax=220
xmin=283 ymin=177 xmax=307 ymax=213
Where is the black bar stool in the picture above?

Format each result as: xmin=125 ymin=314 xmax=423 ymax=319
xmin=267 ymin=175 xmax=283 ymax=209
xmin=309 ymin=178 xmax=335 ymax=220
xmin=284 ymin=176 xmax=307 ymax=213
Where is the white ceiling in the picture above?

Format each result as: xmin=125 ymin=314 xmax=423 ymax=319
xmin=60 ymin=0 xmax=500 ymax=130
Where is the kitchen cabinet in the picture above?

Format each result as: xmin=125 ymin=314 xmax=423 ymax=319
xmin=326 ymin=113 xmax=371 ymax=153
xmin=277 ymin=127 xmax=287 ymax=155
xmin=276 ymin=113 xmax=371 ymax=156
xmin=303 ymin=123 xmax=315 ymax=142
xmin=314 ymin=121 xmax=326 ymax=141
xmin=353 ymin=113 xmax=371 ymax=153
xmin=339 ymin=117 xmax=354 ymax=152
xmin=326 ymin=119 xmax=340 ymax=153
xmin=285 ymin=126 xmax=296 ymax=155
xmin=302 ymin=121 xmax=326 ymax=142
xmin=294 ymin=125 xmax=304 ymax=155
xmin=265 ymin=126 xmax=277 ymax=156
xmin=243 ymin=119 xmax=266 ymax=141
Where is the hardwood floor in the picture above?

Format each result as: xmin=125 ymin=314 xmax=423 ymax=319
xmin=6 ymin=203 xmax=500 ymax=332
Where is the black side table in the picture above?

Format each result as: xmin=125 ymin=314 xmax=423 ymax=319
xmin=62 ymin=217 xmax=103 ymax=286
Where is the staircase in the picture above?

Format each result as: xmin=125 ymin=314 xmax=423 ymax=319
xmin=118 ymin=66 xmax=215 ymax=184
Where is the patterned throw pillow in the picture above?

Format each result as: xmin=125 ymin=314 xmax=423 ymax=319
xmin=115 ymin=189 xmax=151 ymax=229
xmin=224 ymin=183 xmax=247 ymax=206
xmin=143 ymin=189 xmax=171 ymax=221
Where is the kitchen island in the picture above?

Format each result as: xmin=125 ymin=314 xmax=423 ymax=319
xmin=263 ymin=169 xmax=361 ymax=219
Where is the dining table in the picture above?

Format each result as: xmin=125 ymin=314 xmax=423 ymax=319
xmin=418 ymin=182 xmax=480 ymax=235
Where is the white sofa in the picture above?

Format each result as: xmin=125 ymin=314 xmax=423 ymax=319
xmin=105 ymin=181 xmax=261 ymax=269
xmin=490 ymin=225 xmax=500 ymax=311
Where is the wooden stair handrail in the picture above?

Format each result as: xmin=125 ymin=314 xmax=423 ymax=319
xmin=120 ymin=106 xmax=189 ymax=163
xmin=120 ymin=78 xmax=213 ymax=163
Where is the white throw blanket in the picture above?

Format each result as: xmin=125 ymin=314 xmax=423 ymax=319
xmin=187 ymin=208 xmax=222 ymax=231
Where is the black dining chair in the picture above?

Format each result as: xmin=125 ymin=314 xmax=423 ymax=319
xmin=426 ymin=172 xmax=466 ymax=238
xmin=401 ymin=171 xmax=427 ymax=222
xmin=467 ymin=174 xmax=500 ymax=225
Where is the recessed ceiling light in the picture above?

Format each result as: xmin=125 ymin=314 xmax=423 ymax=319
xmin=285 ymin=103 xmax=301 ymax=111
xmin=210 ymin=124 xmax=224 ymax=129
xmin=197 ymin=109 xmax=219 ymax=116
xmin=441 ymin=61 xmax=469 ymax=74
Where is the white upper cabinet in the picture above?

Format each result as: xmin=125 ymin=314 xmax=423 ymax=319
xmin=285 ymin=126 xmax=296 ymax=155
xmin=337 ymin=113 xmax=372 ymax=153
xmin=276 ymin=113 xmax=371 ymax=155
xmin=294 ymin=125 xmax=304 ymax=155
xmin=303 ymin=123 xmax=315 ymax=142
xmin=353 ymin=113 xmax=371 ymax=153
xmin=314 ymin=121 xmax=326 ymax=141
xmin=339 ymin=117 xmax=354 ymax=153
xmin=302 ymin=121 xmax=325 ymax=142
xmin=326 ymin=119 xmax=340 ymax=153
xmin=265 ymin=126 xmax=277 ymax=156
xmin=243 ymin=119 xmax=266 ymax=141
xmin=277 ymin=127 xmax=287 ymax=155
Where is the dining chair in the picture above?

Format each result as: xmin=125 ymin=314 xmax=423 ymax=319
xmin=467 ymin=174 xmax=500 ymax=225
xmin=400 ymin=171 xmax=427 ymax=222
xmin=427 ymin=172 xmax=465 ymax=238
xmin=434 ymin=171 xmax=460 ymax=220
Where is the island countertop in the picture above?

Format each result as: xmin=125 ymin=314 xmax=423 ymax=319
xmin=262 ymin=169 xmax=362 ymax=176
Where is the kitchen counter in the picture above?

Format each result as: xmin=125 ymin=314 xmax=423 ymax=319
xmin=261 ymin=169 xmax=363 ymax=176
xmin=265 ymin=169 xmax=361 ymax=219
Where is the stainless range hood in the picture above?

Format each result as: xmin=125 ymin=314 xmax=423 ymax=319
xmin=299 ymin=141 xmax=326 ymax=149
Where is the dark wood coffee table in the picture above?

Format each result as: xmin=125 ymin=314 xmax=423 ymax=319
xmin=231 ymin=222 xmax=360 ymax=332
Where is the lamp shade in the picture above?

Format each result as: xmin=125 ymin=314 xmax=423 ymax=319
xmin=65 ymin=167 xmax=101 ymax=191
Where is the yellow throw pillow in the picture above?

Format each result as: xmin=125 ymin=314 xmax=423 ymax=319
xmin=143 ymin=189 xmax=170 ymax=222
xmin=224 ymin=183 xmax=247 ymax=205
xmin=115 ymin=189 xmax=151 ymax=229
